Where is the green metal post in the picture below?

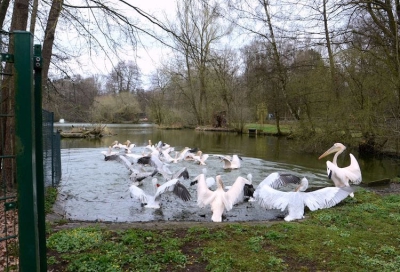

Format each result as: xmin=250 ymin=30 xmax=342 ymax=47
xmin=14 ymin=31 xmax=40 ymax=271
xmin=34 ymin=44 xmax=47 ymax=272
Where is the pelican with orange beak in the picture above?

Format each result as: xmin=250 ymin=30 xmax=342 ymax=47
xmin=318 ymin=143 xmax=362 ymax=197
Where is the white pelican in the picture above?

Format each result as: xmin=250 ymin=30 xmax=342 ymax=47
xmin=112 ymin=140 xmax=132 ymax=149
xmin=318 ymin=143 xmax=362 ymax=197
xmin=129 ymin=178 xmax=191 ymax=209
xmin=214 ymin=154 xmax=242 ymax=169
xmin=187 ymin=151 xmax=209 ymax=165
xmin=195 ymin=173 xmax=251 ymax=222
xmin=254 ymin=177 xmax=354 ymax=222
xmin=124 ymin=143 xmax=137 ymax=153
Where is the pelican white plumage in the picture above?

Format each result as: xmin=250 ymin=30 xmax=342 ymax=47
xmin=257 ymin=172 xmax=303 ymax=190
xmin=172 ymin=147 xmax=191 ymax=163
xmin=254 ymin=177 xmax=354 ymax=221
xmin=318 ymin=143 xmax=362 ymax=197
xmin=129 ymin=178 xmax=191 ymax=209
xmin=137 ymin=154 xmax=172 ymax=177
xmin=112 ymin=140 xmax=132 ymax=149
xmin=214 ymin=154 xmax=242 ymax=169
xmin=111 ymin=140 xmax=120 ymax=149
xmin=188 ymin=151 xmax=209 ymax=165
xmin=225 ymin=173 xmax=255 ymax=203
xmin=195 ymin=173 xmax=251 ymax=222
xmin=159 ymin=149 xmax=177 ymax=163
xmin=124 ymin=143 xmax=137 ymax=153
xmin=190 ymin=169 xmax=215 ymax=188
xmin=158 ymin=167 xmax=190 ymax=182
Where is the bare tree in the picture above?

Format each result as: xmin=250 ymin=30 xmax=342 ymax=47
xmin=105 ymin=61 xmax=141 ymax=94
xmin=167 ymin=0 xmax=229 ymax=125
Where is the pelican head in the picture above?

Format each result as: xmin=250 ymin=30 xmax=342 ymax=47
xmin=318 ymin=143 xmax=346 ymax=160
xmin=294 ymin=177 xmax=309 ymax=192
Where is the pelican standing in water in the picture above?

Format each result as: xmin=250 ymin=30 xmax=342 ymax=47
xmin=195 ymin=173 xmax=251 ymax=222
xmin=318 ymin=143 xmax=362 ymax=197
xmin=254 ymin=176 xmax=354 ymax=222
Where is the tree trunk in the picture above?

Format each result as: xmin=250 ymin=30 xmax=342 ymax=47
xmin=262 ymin=0 xmax=300 ymax=120
xmin=42 ymin=0 xmax=64 ymax=84
xmin=0 ymin=0 xmax=11 ymax=28
xmin=322 ymin=0 xmax=338 ymax=99
xmin=30 ymin=0 xmax=39 ymax=34
xmin=0 ymin=0 xmax=30 ymax=188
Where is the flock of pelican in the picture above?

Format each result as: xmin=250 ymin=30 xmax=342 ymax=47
xmin=101 ymin=140 xmax=362 ymax=222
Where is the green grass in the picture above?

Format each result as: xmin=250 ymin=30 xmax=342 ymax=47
xmin=47 ymin=189 xmax=400 ymax=271
xmin=45 ymin=187 xmax=58 ymax=214
xmin=244 ymin=123 xmax=291 ymax=134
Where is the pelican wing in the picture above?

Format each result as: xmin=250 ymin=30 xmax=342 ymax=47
xmin=129 ymin=185 xmax=148 ymax=204
xmin=190 ymin=176 xmax=215 ymax=188
xmin=243 ymin=184 xmax=255 ymax=199
xmin=222 ymin=158 xmax=233 ymax=169
xmin=345 ymin=154 xmax=362 ymax=184
xmin=303 ymin=187 xmax=353 ymax=211
xmin=137 ymin=156 xmax=151 ymax=165
xmin=160 ymin=149 xmax=175 ymax=163
xmin=224 ymin=176 xmax=251 ymax=210
xmin=230 ymin=155 xmax=241 ymax=169
xmin=172 ymin=167 xmax=190 ymax=180
xmin=130 ymin=169 xmax=158 ymax=182
xmin=125 ymin=153 xmax=145 ymax=161
xmin=327 ymin=160 xmax=361 ymax=187
xmin=175 ymin=147 xmax=191 ymax=162
xmin=258 ymin=172 xmax=301 ymax=189
xmin=195 ymin=174 xmax=216 ymax=208
xmin=256 ymin=185 xmax=291 ymax=211
xmin=154 ymin=179 xmax=191 ymax=201
xmin=116 ymin=155 xmax=136 ymax=172
xmin=173 ymin=182 xmax=192 ymax=201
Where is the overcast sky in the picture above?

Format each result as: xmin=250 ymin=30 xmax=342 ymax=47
xmin=48 ymin=0 xmax=178 ymax=88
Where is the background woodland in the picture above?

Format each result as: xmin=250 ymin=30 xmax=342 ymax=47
xmin=1 ymin=0 xmax=400 ymax=155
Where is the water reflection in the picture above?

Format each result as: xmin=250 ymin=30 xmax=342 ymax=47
xmin=55 ymin=123 xmax=400 ymax=183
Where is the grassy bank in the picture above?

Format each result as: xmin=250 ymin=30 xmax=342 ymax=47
xmin=244 ymin=122 xmax=291 ymax=135
xmin=46 ymin=187 xmax=400 ymax=271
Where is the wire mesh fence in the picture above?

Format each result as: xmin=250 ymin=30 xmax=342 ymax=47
xmin=43 ymin=109 xmax=62 ymax=187
xmin=0 ymin=29 xmax=19 ymax=271
xmin=1 ymin=30 xmax=59 ymax=271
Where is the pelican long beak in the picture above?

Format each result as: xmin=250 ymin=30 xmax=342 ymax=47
xmin=318 ymin=145 xmax=341 ymax=159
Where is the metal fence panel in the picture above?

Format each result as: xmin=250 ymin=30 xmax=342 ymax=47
xmin=0 ymin=29 xmax=19 ymax=272
xmin=0 ymin=30 xmax=55 ymax=272
xmin=42 ymin=109 xmax=61 ymax=187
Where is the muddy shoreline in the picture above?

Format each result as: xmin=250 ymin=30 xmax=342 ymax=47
xmin=47 ymin=181 xmax=400 ymax=231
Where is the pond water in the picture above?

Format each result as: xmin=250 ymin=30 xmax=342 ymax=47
xmin=54 ymin=123 xmax=400 ymax=223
